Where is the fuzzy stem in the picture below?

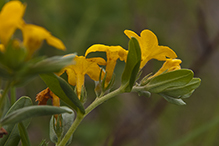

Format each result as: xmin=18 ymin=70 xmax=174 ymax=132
xmin=57 ymin=88 xmax=123 ymax=146
xmin=0 ymin=82 xmax=11 ymax=118
xmin=10 ymin=87 xmax=16 ymax=106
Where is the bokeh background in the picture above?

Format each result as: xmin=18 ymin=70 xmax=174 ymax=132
xmin=1 ymin=0 xmax=219 ymax=145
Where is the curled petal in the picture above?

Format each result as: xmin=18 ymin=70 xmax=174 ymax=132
xmin=36 ymin=88 xmax=60 ymax=106
xmin=85 ymin=44 xmax=108 ymax=56
xmin=35 ymin=88 xmax=51 ymax=105
xmin=124 ymin=30 xmax=140 ymax=40
xmin=85 ymin=44 xmax=128 ymax=61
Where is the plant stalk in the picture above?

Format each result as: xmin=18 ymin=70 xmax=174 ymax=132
xmin=57 ymin=88 xmax=123 ymax=146
xmin=0 ymin=82 xmax=11 ymax=118
xmin=10 ymin=87 xmax=16 ymax=106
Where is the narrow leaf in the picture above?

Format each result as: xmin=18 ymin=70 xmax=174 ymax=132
xmin=29 ymin=54 xmax=75 ymax=74
xmin=18 ymin=122 xmax=31 ymax=146
xmin=121 ymin=37 xmax=141 ymax=92
xmin=0 ymin=96 xmax=32 ymax=145
xmin=40 ymin=73 xmax=85 ymax=114
xmin=0 ymin=105 xmax=72 ymax=126
xmin=145 ymin=69 xmax=194 ymax=93
xmin=162 ymin=78 xmax=201 ymax=98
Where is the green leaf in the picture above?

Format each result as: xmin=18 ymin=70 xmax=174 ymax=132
xmin=40 ymin=73 xmax=85 ymax=114
xmin=0 ymin=96 xmax=32 ymax=146
xmin=181 ymin=90 xmax=195 ymax=99
xmin=121 ymin=37 xmax=141 ymax=92
xmin=0 ymin=54 xmax=76 ymax=86
xmin=145 ymin=69 xmax=194 ymax=93
xmin=160 ymin=94 xmax=186 ymax=105
xmin=0 ymin=105 xmax=72 ymax=126
xmin=28 ymin=54 xmax=75 ymax=75
xmin=18 ymin=122 xmax=31 ymax=146
xmin=162 ymin=78 xmax=201 ymax=98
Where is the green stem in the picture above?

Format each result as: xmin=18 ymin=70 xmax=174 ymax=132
xmin=57 ymin=88 xmax=123 ymax=146
xmin=0 ymin=82 xmax=11 ymax=118
xmin=10 ymin=87 xmax=16 ymax=106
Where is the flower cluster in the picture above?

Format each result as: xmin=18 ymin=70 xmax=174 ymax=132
xmin=56 ymin=30 xmax=179 ymax=100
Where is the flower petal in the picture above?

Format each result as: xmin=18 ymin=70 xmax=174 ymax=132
xmin=21 ymin=24 xmax=50 ymax=52
xmin=148 ymin=46 xmax=177 ymax=61
xmin=0 ymin=1 xmax=26 ymax=45
xmin=66 ymin=67 xmax=77 ymax=86
xmin=124 ymin=29 xmax=177 ymax=68
xmin=0 ymin=44 xmax=5 ymax=52
xmin=21 ymin=23 xmax=66 ymax=56
xmin=86 ymin=57 xmax=106 ymax=66
xmin=150 ymin=59 xmax=182 ymax=78
xmin=86 ymin=61 xmax=104 ymax=81
xmin=85 ymin=44 xmax=128 ymax=84
xmin=58 ymin=55 xmax=104 ymax=99
xmin=46 ymin=35 xmax=66 ymax=50
xmin=75 ymin=73 xmax=85 ymax=98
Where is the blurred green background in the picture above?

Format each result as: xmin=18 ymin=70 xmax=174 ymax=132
xmin=2 ymin=0 xmax=219 ymax=145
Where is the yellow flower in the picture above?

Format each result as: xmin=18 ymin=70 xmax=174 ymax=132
xmin=21 ymin=23 xmax=66 ymax=56
xmin=85 ymin=44 xmax=128 ymax=85
xmin=58 ymin=55 xmax=106 ymax=99
xmin=0 ymin=1 xmax=26 ymax=45
xmin=0 ymin=44 xmax=5 ymax=52
xmin=124 ymin=29 xmax=177 ymax=68
xmin=150 ymin=59 xmax=182 ymax=78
